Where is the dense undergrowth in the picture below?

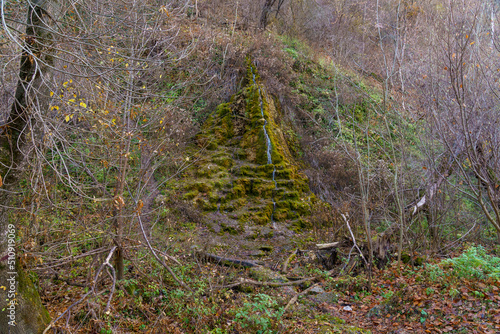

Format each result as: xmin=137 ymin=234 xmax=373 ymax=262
xmin=35 ymin=232 xmax=500 ymax=333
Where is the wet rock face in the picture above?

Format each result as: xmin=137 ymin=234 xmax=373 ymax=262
xmin=187 ymin=63 xmax=316 ymax=232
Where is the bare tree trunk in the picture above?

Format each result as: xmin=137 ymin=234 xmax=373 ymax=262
xmin=260 ymin=0 xmax=285 ymax=29
xmin=0 ymin=1 xmax=53 ymax=331
xmin=260 ymin=0 xmax=274 ymax=29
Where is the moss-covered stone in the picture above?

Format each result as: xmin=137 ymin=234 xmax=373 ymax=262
xmin=290 ymin=218 xmax=312 ymax=232
xmin=181 ymin=63 xmax=321 ymax=230
xmin=249 ymin=266 xmax=287 ymax=282
xmin=213 ymin=156 xmax=233 ymax=168
xmin=195 ymin=163 xmax=222 ymax=178
xmin=220 ymin=223 xmax=239 ymax=235
xmin=182 ymin=190 xmax=198 ymax=200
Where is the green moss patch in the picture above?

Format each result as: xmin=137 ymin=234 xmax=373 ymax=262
xmin=178 ymin=64 xmax=321 ymax=232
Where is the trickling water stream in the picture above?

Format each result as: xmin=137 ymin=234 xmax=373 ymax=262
xmin=251 ymin=67 xmax=278 ymax=226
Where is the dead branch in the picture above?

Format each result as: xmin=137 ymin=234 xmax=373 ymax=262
xmin=316 ymin=242 xmax=340 ymax=250
xmin=195 ymin=250 xmax=262 ymax=268
xmin=282 ymin=248 xmax=297 ymax=273
xmin=52 ymin=272 xmax=88 ymax=288
xmin=214 ymin=275 xmax=317 ymax=290
xmin=43 ymin=247 xmax=117 ymax=334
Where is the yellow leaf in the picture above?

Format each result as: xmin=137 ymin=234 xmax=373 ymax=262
xmin=51 ymin=106 xmax=59 ymax=111
xmin=65 ymin=115 xmax=70 ymax=122
xmin=0 ymin=174 xmax=2 ymax=187
xmin=68 ymin=99 xmax=75 ymax=103
xmin=136 ymin=200 xmax=144 ymax=214
xmin=63 ymin=81 xmax=68 ymax=87
xmin=50 ymin=91 xmax=54 ymax=97
xmin=80 ymin=102 xmax=87 ymax=108
xmin=470 ymin=41 xmax=475 ymax=45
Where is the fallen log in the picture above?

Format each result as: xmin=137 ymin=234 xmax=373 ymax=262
xmin=214 ymin=276 xmax=317 ymax=290
xmin=195 ymin=250 xmax=262 ymax=268
xmin=315 ymin=242 xmax=340 ymax=250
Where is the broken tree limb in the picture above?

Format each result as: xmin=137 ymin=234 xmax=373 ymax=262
xmin=282 ymin=248 xmax=297 ymax=273
xmin=43 ymin=247 xmax=118 ymax=334
xmin=316 ymin=242 xmax=340 ymax=250
xmin=214 ymin=275 xmax=317 ymax=290
xmin=341 ymin=213 xmax=368 ymax=266
xmin=408 ymin=160 xmax=455 ymax=216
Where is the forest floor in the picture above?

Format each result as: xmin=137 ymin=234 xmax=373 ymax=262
xmin=36 ymin=219 xmax=500 ymax=334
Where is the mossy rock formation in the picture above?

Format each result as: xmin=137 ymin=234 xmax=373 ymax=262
xmin=181 ymin=62 xmax=316 ymax=232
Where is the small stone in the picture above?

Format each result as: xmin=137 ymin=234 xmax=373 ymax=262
xmin=313 ymin=292 xmax=339 ymax=304
xmin=280 ymin=286 xmax=296 ymax=297
xmin=307 ymin=285 xmax=325 ymax=295
xmin=343 ymin=306 xmax=353 ymax=311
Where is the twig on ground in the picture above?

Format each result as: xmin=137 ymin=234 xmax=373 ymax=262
xmin=43 ymin=247 xmax=117 ymax=334
xmin=52 ymin=272 xmax=88 ymax=288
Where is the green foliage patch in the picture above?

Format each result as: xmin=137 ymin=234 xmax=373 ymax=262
xmin=427 ymin=246 xmax=500 ymax=281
